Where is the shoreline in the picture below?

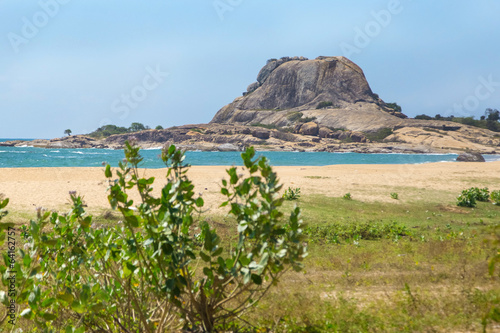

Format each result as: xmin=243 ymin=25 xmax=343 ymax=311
xmin=1 ymin=141 xmax=499 ymax=155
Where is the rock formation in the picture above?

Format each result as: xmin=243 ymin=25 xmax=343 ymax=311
xmin=211 ymin=56 xmax=407 ymax=132
xmin=456 ymin=152 xmax=486 ymax=162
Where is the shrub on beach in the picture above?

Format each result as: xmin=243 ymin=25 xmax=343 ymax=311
xmin=3 ymin=143 xmax=307 ymax=332
xmin=283 ymin=187 xmax=301 ymax=200
xmin=457 ymin=187 xmax=490 ymax=207
xmin=491 ymin=190 xmax=500 ymax=206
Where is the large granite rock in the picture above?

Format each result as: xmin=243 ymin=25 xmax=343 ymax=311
xmin=299 ymin=122 xmax=319 ymax=136
xmin=214 ymin=56 xmax=376 ymax=115
xmin=210 ymin=56 xmax=407 ymax=133
xmin=456 ymin=152 xmax=486 ymax=162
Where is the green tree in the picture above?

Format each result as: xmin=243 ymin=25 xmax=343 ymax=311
xmin=415 ymin=114 xmax=432 ymax=120
xmin=386 ymin=102 xmax=402 ymax=113
xmin=155 ymin=125 xmax=164 ymax=130
xmin=64 ymin=129 xmax=72 ymax=136
xmin=88 ymin=124 xmax=129 ymax=138
xmin=129 ymin=122 xmax=146 ymax=132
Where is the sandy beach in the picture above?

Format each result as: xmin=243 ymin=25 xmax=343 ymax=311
xmin=1 ymin=161 xmax=500 ymax=215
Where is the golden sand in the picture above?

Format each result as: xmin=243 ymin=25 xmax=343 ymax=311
xmin=1 ymin=162 xmax=499 ymax=214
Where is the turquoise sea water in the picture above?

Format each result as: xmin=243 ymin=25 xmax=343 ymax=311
xmin=1 ymin=140 xmax=499 ymax=167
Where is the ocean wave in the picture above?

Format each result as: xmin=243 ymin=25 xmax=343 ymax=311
xmin=71 ymin=151 xmax=110 ymax=155
xmin=141 ymin=147 xmax=163 ymax=150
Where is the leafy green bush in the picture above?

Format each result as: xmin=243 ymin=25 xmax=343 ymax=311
xmin=283 ymin=187 xmax=301 ymax=200
xmin=457 ymin=189 xmax=478 ymax=207
xmin=385 ymin=102 xmax=402 ymax=113
xmin=88 ymin=124 xmax=129 ymax=138
xmin=343 ymin=193 xmax=352 ymax=200
xmin=316 ymin=101 xmax=333 ymax=109
xmin=391 ymin=192 xmax=399 ymax=200
xmin=306 ymin=221 xmax=412 ymax=244
xmin=5 ymin=143 xmax=307 ymax=332
xmin=287 ymin=111 xmax=303 ymax=122
xmin=474 ymin=187 xmax=490 ymax=202
xmin=491 ymin=190 xmax=500 ymax=205
xmin=457 ymin=187 xmax=490 ymax=207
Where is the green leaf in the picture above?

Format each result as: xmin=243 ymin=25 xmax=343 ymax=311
xmin=0 ymin=198 xmax=9 ymax=209
xmin=91 ymin=303 xmax=105 ymax=312
xmin=42 ymin=312 xmax=57 ymax=321
xmin=105 ymin=164 xmax=112 ymax=178
xmin=0 ymin=291 xmax=7 ymax=306
xmin=195 ymin=197 xmax=204 ymax=208
xmin=22 ymin=253 xmax=31 ymax=268
xmin=251 ymin=274 xmax=263 ymax=285
xmin=203 ymin=267 xmax=213 ymax=278
xmin=20 ymin=308 xmax=33 ymax=319
xmin=124 ymin=214 xmax=140 ymax=228
xmin=212 ymin=247 xmax=223 ymax=257
xmin=239 ymin=255 xmax=251 ymax=266
xmin=42 ymin=239 xmax=58 ymax=247
xmin=41 ymin=297 xmax=56 ymax=308
xmin=225 ymin=258 xmax=234 ymax=269
xmin=71 ymin=300 xmax=86 ymax=314
xmin=199 ymin=251 xmax=211 ymax=262
xmin=57 ymin=292 xmax=74 ymax=304
xmin=78 ymin=216 xmax=91 ymax=228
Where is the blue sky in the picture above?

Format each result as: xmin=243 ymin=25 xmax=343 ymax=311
xmin=1 ymin=0 xmax=500 ymax=138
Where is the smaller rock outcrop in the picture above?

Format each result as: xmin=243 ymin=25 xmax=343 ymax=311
xmin=456 ymin=152 xmax=486 ymax=162
xmin=318 ymin=127 xmax=333 ymax=138
xmin=217 ymin=143 xmax=240 ymax=152
xmin=251 ymin=130 xmax=270 ymax=140
xmin=299 ymin=122 xmax=319 ymax=136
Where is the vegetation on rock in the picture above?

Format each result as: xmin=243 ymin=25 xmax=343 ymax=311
xmin=415 ymin=108 xmax=500 ymax=132
xmin=88 ymin=122 xmax=151 ymax=138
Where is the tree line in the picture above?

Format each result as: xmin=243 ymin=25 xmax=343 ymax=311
xmin=415 ymin=108 xmax=500 ymax=132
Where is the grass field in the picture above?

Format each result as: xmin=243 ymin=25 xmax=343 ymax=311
xmin=171 ymin=194 xmax=497 ymax=332
xmin=1 ymin=187 xmax=500 ymax=332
